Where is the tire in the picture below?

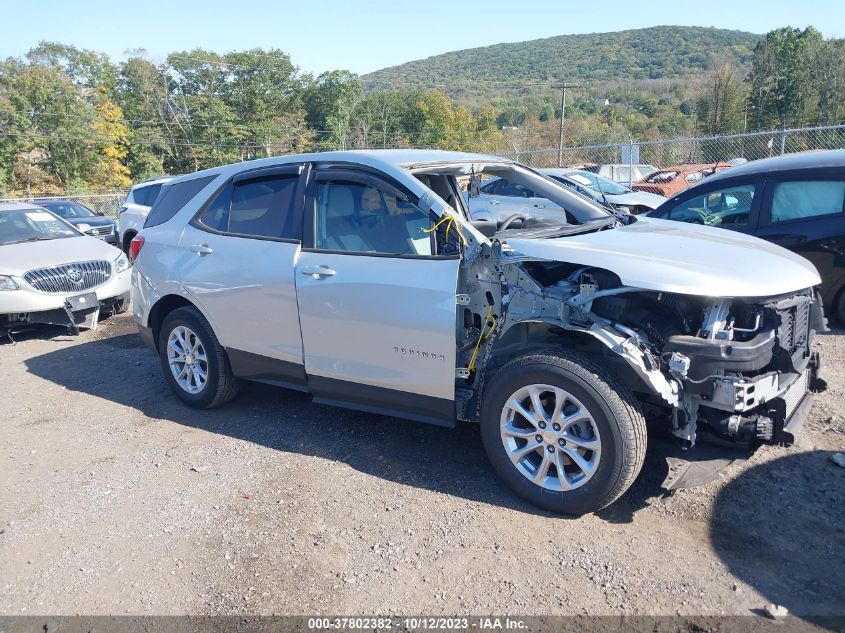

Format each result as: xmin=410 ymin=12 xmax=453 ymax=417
xmin=158 ymin=306 xmax=241 ymax=409
xmin=480 ymin=349 xmax=646 ymax=515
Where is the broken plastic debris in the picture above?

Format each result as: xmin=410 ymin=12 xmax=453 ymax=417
xmin=830 ymin=453 xmax=845 ymax=468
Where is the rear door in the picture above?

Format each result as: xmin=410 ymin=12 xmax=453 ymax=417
xmin=294 ymin=167 xmax=461 ymax=425
xmin=177 ymin=164 xmax=308 ymax=388
xmin=754 ymin=170 xmax=845 ymax=300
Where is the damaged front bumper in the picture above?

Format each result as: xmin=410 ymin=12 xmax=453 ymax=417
xmin=1 ymin=291 xmax=129 ymax=337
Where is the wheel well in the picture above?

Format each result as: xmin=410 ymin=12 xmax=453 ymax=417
xmin=483 ymin=321 xmax=651 ymax=401
xmin=122 ymin=230 xmax=137 ymax=253
xmin=148 ymin=294 xmax=197 ymax=351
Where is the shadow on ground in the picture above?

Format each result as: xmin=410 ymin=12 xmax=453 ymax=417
xmin=710 ymin=451 xmax=845 ymax=618
xmin=27 ymin=332 xmax=701 ymax=518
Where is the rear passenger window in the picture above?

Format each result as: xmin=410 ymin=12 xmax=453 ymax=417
xmin=140 ymin=183 xmax=163 ymax=207
xmin=197 ymin=174 xmax=300 ymax=239
xmin=771 ymin=180 xmax=845 ymax=222
xmin=145 ymin=175 xmax=216 ymax=228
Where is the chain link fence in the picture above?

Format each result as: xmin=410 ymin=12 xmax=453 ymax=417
xmin=2 ymin=125 xmax=843 ymax=207
xmin=500 ymin=124 xmax=845 ymax=184
xmin=0 ymin=192 xmax=128 ymax=218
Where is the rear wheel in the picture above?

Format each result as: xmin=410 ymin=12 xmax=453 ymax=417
xmin=480 ymin=350 xmax=646 ymax=515
xmin=158 ymin=306 xmax=241 ymax=408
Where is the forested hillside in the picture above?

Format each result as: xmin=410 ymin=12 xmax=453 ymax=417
xmin=363 ymin=26 xmax=762 ymax=96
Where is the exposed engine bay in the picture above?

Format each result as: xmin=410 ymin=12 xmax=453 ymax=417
xmin=455 ymin=250 xmax=825 ymax=449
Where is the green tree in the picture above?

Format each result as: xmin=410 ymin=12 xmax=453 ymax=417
xmin=746 ymin=27 xmax=824 ymax=129
xmin=303 ymin=70 xmax=363 ymax=148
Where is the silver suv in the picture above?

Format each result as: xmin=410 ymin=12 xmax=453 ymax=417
xmin=118 ymin=175 xmax=173 ymax=253
xmin=131 ymin=150 xmax=825 ymax=515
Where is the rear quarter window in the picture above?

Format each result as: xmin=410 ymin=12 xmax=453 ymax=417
xmin=144 ymin=175 xmax=217 ymax=228
xmin=770 ymin=179 xmax=845 ymax=222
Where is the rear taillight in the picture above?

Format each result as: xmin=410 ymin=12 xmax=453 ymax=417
xmin=118 ymin=206 xmax=128 ymax=214
xmin=128 ymin=235 xmax=145 ymax=262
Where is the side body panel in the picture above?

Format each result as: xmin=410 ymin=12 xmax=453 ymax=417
xmin=295 ymin=252 xmax=460 ymax=408
xmin=177 ymin=224 xmax=305 ymax=371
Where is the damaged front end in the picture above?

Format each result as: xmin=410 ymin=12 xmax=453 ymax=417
xmin=455 ymin=238 xmax=826 ymax=455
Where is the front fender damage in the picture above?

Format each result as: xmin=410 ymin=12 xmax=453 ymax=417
xmin=457 ymin=245 xmax=683 ymax=423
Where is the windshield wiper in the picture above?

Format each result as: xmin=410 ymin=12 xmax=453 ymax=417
xmin=2 ymin=236 xmax=56 ymax=245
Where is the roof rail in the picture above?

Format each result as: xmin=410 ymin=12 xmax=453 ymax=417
xmin=136 ymin=174 xmax=174 ymax=185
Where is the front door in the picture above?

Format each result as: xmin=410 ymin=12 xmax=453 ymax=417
xmin=295 ymin=168 xmax=461 ymax=425
xmin=178 ymin=164 xmax=308 ymax=388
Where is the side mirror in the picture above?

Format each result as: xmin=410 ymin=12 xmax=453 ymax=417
xmin=96 ymin=211 xmax=105 ymax=216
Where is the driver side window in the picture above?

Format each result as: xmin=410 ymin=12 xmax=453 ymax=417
xmin=314 ymin=178 xmax=434 ymax=256
xmin=666 ymin=183 xmax=755 ymax=226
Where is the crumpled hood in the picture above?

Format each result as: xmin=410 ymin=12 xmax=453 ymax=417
xmin=604 ymin=190 xmax=666 ymax=210
xmin=504 ymin=217 xmax=821 ymax=297
xmin=1 ymin=235 xmax=122 ymax=275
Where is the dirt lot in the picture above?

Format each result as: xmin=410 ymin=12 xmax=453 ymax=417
xmin=1 ymin=311 xmax=844 ymax=617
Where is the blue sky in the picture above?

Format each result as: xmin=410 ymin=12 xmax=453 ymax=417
xmin=1 ymin=0 xmax=843 ymax=75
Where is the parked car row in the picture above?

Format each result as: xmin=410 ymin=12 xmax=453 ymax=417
xmin=0 ymin=202 xmax=131 ymax=337
xmin=569 ymin=160 xmax=736 ymax=196
xmin=646 ymin=150 xmax=845 ymax=324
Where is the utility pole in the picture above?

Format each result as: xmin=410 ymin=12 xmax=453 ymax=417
xmin=557 ymin=82 xmax=579 ymax=167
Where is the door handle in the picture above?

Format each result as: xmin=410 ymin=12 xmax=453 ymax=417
xmin=490 ymin=199 xmax=500 ymax=205
xmin=190 ymin=244 xmax=213 ymax=256
xmin=301 ymin=265 xmax=336 ymax=279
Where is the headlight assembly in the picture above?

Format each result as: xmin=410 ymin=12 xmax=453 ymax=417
xmin=0 ymin=275 xmax=19 ymax=290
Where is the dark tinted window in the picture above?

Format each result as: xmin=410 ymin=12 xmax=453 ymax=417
xmin=133 ymin=183 xmax=163 ymax=206
xmin=198 ymin=174 xmax=300 ymax=239
xmin=480 ymin=180 xmax=499 ymax=194
xmin=38 ymin=201 xmax=96 ymax=218
xmin=144 ymin=184 xmax=163 ymax=206
xmin=145 ymin=175 xmax=216 ymax=228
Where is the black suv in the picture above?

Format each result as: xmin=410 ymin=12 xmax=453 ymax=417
xmin=648 ymin=150 xmax=845 ymax=324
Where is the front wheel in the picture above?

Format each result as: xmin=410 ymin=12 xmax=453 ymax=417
xmin=158 ymin=306 xmax=241 ymax=408
xmin=480 ymin=350 xmax=646 ymax=515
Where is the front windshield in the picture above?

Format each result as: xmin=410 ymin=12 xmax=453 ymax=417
xmin=38 ymin=201 xmax=96 ymax=218
xmin=0 ymin=209 xmax=80 ymax=246
xmin=472 ymin=165 xmax=611 ymax=223
xmin=562 ymin=172 xmax=630 ymax=196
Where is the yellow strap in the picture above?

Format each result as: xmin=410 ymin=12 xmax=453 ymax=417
xmin=422 ymin=215 xmax=467 ymax=245
xmin=467 ymin=306 xmax=497 ymax=373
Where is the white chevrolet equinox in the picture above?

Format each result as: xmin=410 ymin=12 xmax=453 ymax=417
xmin=131 ymin=150 xmax=825 ymax=514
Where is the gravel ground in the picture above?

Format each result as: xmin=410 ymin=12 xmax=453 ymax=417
xmin=0 ymin=311 xmax=843 ymax=617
